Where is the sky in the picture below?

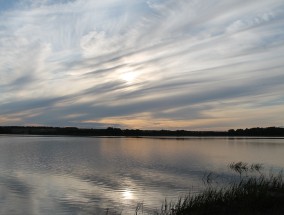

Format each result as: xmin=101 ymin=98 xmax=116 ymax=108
xmin=0 ymin=0 xmax=284 ymax=130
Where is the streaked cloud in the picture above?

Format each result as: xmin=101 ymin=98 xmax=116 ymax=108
xmin=0 ymin=0 xmax=284 ymax=130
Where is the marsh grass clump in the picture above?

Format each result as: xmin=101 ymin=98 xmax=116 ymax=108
xmin=228 ymin=162 xmax=263 ymax=176
xmin=105 ymin=163 xmax=284 ymax=215
xmin=155 ymin=163 xmax=284 ymax=215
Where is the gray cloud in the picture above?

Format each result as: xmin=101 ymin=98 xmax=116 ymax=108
xmin=0 ymin=0 xmax=284 ymax=129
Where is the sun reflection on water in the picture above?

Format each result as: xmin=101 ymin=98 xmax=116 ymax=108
xmin=122 ymin=189 xmax=133 ymax=200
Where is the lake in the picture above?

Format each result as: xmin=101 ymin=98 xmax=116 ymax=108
xmin=0 ymin=135 xmax=284 ymax=214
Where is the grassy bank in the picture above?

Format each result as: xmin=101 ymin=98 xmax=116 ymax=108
xmin=156 ymin=162 xmax=284 ymax=215
xmin=106 ymin=162 xmax=284 ymax=215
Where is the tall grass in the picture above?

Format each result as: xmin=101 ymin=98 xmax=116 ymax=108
xmin=154 ymin=162 xmax=284 ymax=215
xmin=105 ymin=163 xmax=284 ymax=215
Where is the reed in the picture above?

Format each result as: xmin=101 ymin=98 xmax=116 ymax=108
xmin=155 ymin=162 xmax=284 ymax=215
xmin=106 ymin=163 xmax=284 ymax=215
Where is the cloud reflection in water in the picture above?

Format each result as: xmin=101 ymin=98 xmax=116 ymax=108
xmin=1 ymin=136 xmax=284 ymax=214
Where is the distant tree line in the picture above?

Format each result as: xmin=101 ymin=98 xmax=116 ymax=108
xmin=228 ymin=127 xmax=284 ymax=136
xmin=0 ymin=126 xmax=283 ymax=137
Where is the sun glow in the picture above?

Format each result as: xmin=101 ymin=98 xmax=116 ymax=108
xmin=120 ymin=71 xmax=137 ymax=83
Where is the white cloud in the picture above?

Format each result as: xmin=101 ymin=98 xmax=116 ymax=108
xmin=0 ymin=0 xmax=284 ymax=129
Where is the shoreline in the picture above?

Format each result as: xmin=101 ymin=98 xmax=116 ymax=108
xmin=1 ymin=126 xmax=283 ymax=137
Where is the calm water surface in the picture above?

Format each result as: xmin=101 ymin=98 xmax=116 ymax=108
xmin=0 ymin=135 xmax=284 ymax=214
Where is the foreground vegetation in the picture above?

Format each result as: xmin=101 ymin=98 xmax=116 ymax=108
xmin=110 ymin=163 xmax=283 ymax=215
xmin=154 ymin=162 xmax=284 ymax=215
